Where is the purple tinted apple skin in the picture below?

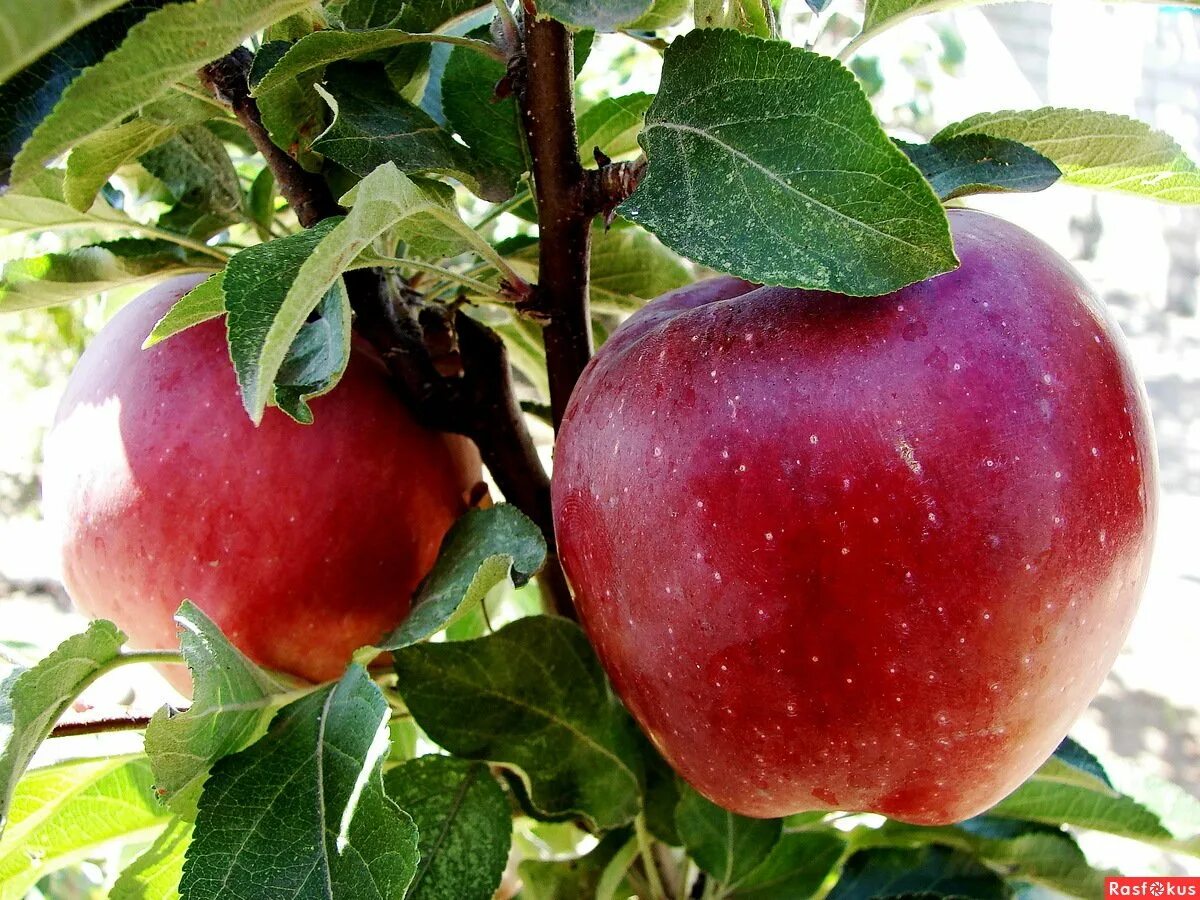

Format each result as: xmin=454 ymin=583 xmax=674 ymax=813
xmin=43 ymin=275 xmax=481 ymax=685
xmin=552 ymin=209 xmax=1156 ymax=825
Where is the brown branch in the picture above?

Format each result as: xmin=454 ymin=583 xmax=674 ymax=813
xmin=515 ymin=14 xmax=646 ymax=428
xmin=198 ymin=47 xmax=342 ymax=228
xmin=198 ymin=49 xmax=575 ymax=618
xmin=50 ymin=713 xmax=158 ymax=738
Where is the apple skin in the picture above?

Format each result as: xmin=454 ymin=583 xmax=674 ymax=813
xmin=552 ymin=209 xmax=1156 ymax=825
xmin=43 ymin=275 xmax=481 ymax=685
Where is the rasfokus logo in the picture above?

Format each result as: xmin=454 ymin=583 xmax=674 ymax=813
xmin=1107 ymin=877 xmax=1200 ymax=896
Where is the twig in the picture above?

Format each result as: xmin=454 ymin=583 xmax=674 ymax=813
xmin=50 ymin=713 xmax=156 ymax=738
xmin=198 ymin=47 xmax=343 ymax=229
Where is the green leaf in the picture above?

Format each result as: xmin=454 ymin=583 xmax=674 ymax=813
xmin=622 ymin=29 xmax=955 ymax=295
xmin=518 ymin=829 xmax=636 ymax=900
xmin=729 ymin=831 xmax=846 ymax=899
xmin=936 ymin=108 xmax=1200 ymax=204
xmin=500 ymin=222 xmax=693 ymax=314
xmin=181 ymin=666 xmax=419 ymax=899
xmin=272 ymin=277 xmax=352 ymax=424
xmin=313 ymin=62 xmax=510 ymax=202
xmin=0 ymin=168 xmax=137 ymax=236
xmin=441 ymin=30 xmax=525 ymax=193
xmin=895 ymin=134 xmax=1061 ymax=201
xmin=380 ymin=504 xmax=547 ymax=649
xmin=248 ymin=168 xmax=277 ymax=239
xmin=854 ymin=817 xmax=1108 ymax=898
xmin=826 ymin=845 xmax=1010 ymax=900
xmin=110 ymin=817 xmax=192 ymax=900
xmin=143 ymin=602 xmax=290 ymax=820
xmin=0 ymin=1 xmax=170 ymax=186
xmin=0 ymin=0 xmax=126 ymax=85
xmin=251 ymin=29 xmax=479 ymax=100
xmin=139 ymin=125 xmax=244 ymax=235
xmin=539 ymin=0 xmax=653 ymax=31
xmin=251 ymin=40 xmax=328 ymax=174
xmin=232 ymin=163 xmax=493 ymax=422
xmin=675 ymin=784 xmax=782 ymax=888
xmin=577 ymin=93 xmax=654 ymax=164
xmin=9 ymin=0 xmax=313 ymax=184
xmin=144 ymin=271 xmax=226 ymax=348
xmin=383 ymin=756 xmax=512 ymax=900
xmin=0 ymin=620 xmax=126 ymax=834
xmin=695 ymin=0 xmax=774 ymax=36
xmin=63 ymin=93 xmax=218 ymax=210
xmin=0 ymin=239 xmax=218 ymax=312
xmin=987 ymin=739 xmax=1200 ymax=855
xmin=223 ymin=217 xmax=342 ymax=421
xmin=0 ymin=757 xmax=172 ymax=900
xmin=641 ymin=742 xmax=682 ymax=846
xmin=630 ymin=0 xmax=690 ymax=30
xmin=392 ymin=616 xmax=645 ymax=830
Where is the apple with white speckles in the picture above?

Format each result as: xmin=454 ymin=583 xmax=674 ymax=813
xmin=42 ymin=275 xmax=481 ymax=687
xmin=552 ymin=209 xmax=1156 ymax=824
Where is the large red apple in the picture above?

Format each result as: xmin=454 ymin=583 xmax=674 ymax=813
xmin=43 ymin=275 xmax=481 ymax=685
xmin=552 ymin=209 xmax=1156 ymax=825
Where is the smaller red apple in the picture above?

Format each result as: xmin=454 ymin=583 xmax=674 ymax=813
xmin=43 ymin=275 xmax=481 ymax=685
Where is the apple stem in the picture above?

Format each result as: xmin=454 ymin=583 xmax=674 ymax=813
xmin=49 ymin=713 xmax=157 ymax=739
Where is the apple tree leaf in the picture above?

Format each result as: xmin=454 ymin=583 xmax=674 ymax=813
xmin=223 ymin=217 xmax=342 ymax=422
xmin=143 ymin=272 xmax=226 ymax=348
xmin=0 ymin=239 xmax=220 ymax=312
xmin=988 ymin=737 xmax=1200 ymax=856
xmin=143 ymin=602 xmax=291 ymax=820
xmin=313 ymin=62 xmax=511 ymax=202
xmin=0 ymin=0 xmax=173 ymax=186
xmin=0 ymin=168 xmax=137 ymax=236
xmin=250 ymin=29 xmax=495 ymax=101
xmin=9 ymin=0 xmax=313 ymax=185
xmin=110 ymin=816 xmax=193 ymax=900
xmin=827 ymin=845 xmax=1009 ymax=899
xmin=272 ymin=277 xmax=352 ymax=425
xmin=728 ymin=831 xmax=847 ymax=899
xmin=0 ymin=0 xmax=128 ymax=85
xmin=518 ymin=829 xmax=637 ymax=900
xmin=0 ymin=620 xmax=127 ymax=835
xmin=936 ymin=107 xmax=1200 ymax=204
xmin=851 ymin=815 xmax=1108 ymax=898
xmin=630 ymin=0 xmax=690 ymax=30
xmin=675 ymin=783 xmax=782 ymax=888
xmin=0 ymin=757 xmax=173 ymax=899
xmin=392 ymin=616 xmax=645 ymax=831
xmin=538 ymin=0 xmax=653 ymax=31
xmin=441 ymin=31 xmax=526 ymax=194
xmin=181 ymin=665 xmax=418 ymax=900
xmin=383 ymin=756 xmax=512 ymax=900
xmin=577 ymin=93 xmax=654 ymax=165
xmin=63 ymin=92 xmax=220 ymax=211
xmin=621 ymin=28 xmax=955 ymax=295
xmin=895 ymin=134 xmax=1061 ymax=201
xmin=381 ymin=504 xmax=547 ymax=650
xmin=139 ymin=125 xmax=244 ymax=238
xmin=694 ymin=0 xmax=774 ymax=36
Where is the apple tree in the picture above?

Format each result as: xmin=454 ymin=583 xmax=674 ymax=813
xmin=2 ymin=1 xmax=1200 ymax=898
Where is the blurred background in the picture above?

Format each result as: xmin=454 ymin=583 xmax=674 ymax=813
xmin=2 ymin=0 xmax=1199 ymax=891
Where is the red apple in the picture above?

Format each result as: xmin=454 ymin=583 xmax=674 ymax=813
xmin=552 ymin=209 xmax=1156 ymax=825
xmin=43 ymin=275 xmax=481 ymax=685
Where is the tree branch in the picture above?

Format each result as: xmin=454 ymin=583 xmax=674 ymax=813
xmin=198 ymin=47 xmax=342 ymax=228
xmin=198 ymin=49 xmax=575 ymax=618
xmin=50 ymin=713 xmax=157 ymax=738
xmin=515 ymin=14 xmax=647 ymax=428
xmin=516 ymin=14 xmax=592 ymax=429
